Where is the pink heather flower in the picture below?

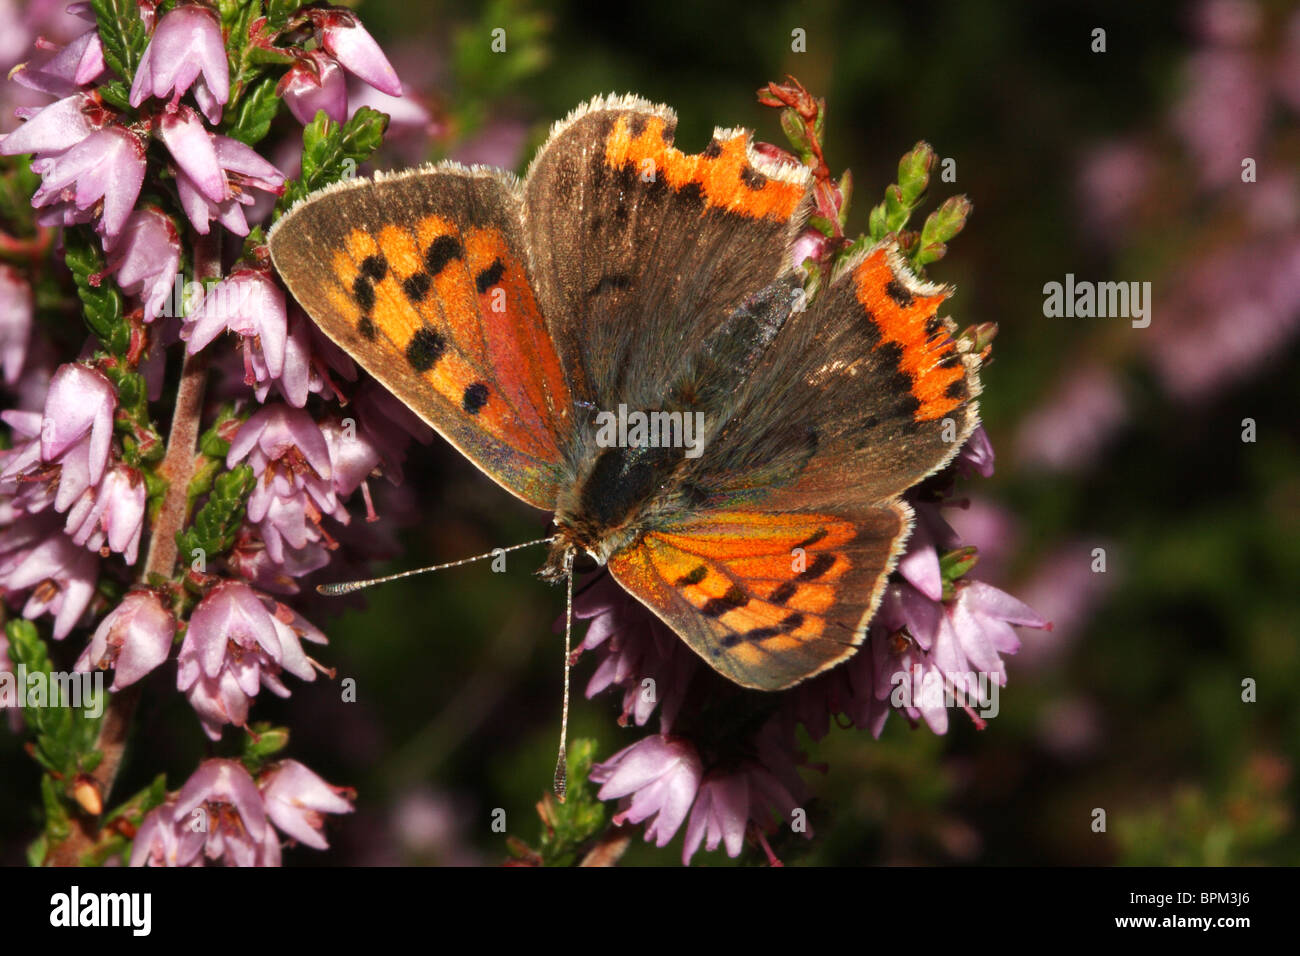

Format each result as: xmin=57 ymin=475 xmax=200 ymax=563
xmin=11 ymin=26 xmax=105 ymax=96
xmin=27 ymin=124 xmax=145 ymax=238
xmin=159 ymin=105 xmax=224 ymax=202
xmin=320 ymin=416 xmax=381 ymax=501
xmin=128 ymin=4 xmax=230 ymax=124
xmin=575 ymin=573 xmax=697 ymax=730
xmin=176 ymin=581 xmax=323 ymax=739
xmin=279 ymin=50 xmax=348 ymax=125
xmin=0 ymin=514 xmax=97 ymax=639
xmin=172 ymin=759 xmax=280 ymax=866
xmin=896 ymin=505 xmax=947 ymax=602
xmin=227 ymin=405 xmax=347 ymax=567
xmin=314 ymin=9 xmax=402 ymax=97
xmin=0 ymin=91 xmax=95 ymax=155
xmin=63 ymin=464 xmax=146 ymax=563
xmin=0 ymin=265 xmax=33 ymax=385
xmin=258 ymin=759 xmax=354 ymax=849
xmin=352 ymin=382 xmax=433 ymax=483
xmin=173 ymin=134 xmax=286 ymax=236
xmin=681 ymin=774 xmax=748 ymax=862
xmin=182 ymin=267 xmax=286 ymax=372
xmin=590 ymin=735 xmax=702 ymax=848
xmin=102 ymin=208 xmax=181 ymax=322
xmin=129 ymin=799 xmax=187 ymax=866
xmin=791 ymin=228 xmax=831 ymax=271
xmin=0 ymin=410 xmax=53 ymax=515
xmin=1173 ymin=49 xmax=1266 ymax=188
xmin=958 ymin=423 xmax=995 ymax=478
xmin=74 ymin=588 xmax=175 ymax=690
xmin=33 ymin=363 xmax=116 ymax=513
xmin=1077 ymin=140 xmax=1154 ymax=241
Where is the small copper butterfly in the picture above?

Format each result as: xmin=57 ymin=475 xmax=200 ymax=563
xmin=268 ymin=94 xmax=982 ymax=693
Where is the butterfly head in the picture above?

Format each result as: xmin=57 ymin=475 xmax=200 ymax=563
xmin=536 ymin=522 xmax=606 ymax=584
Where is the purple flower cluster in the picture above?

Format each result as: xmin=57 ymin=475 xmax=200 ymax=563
xmin=0 ymin=1 xmax=427 ymax=866
xmin=581 ymin=428 xmax=1049 ymax=864
xmin=131 ymin=757 xmax=353 ymax=866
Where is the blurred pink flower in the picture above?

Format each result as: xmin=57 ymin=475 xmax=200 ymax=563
xmin=0 ymin=265 xmax=32 ymax=385
xmin=1015 ymin=364 xmax=1127 ymax=471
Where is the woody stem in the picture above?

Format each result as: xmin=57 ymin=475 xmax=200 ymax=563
xmin=47 ymin=233 xmax=219 ymax=865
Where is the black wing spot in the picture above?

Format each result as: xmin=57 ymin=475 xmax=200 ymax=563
xmin=425 ymin=235 xmax=463 ymax=276
xmin=728 ymin=612 xmax=806 ymax=645
xmin=462 ymin=382 xmax=489 ymax=414
xmin=587 ymin=274 xmax=634 ymax=299
xmin=946 ymin=380 xmax=968 ymax=399
xmin=475 ymin=258 xmax=505 ymax=293
xmin=675 ymin=181 xmax=705 ymax=207
xmin=676 ymin=565 xmax=708 ymax=587
xmin=358 ymin=316 xmax=376 ymax=340
xmin=797 ymin=553 xmax=836 ymax=581
xmin=768 ymin=581 xmax=798 ymax=605
xmin=702 ymin=139 xmax=723 ymax=158
xmin=885 ymin=279 xmax=914 ymax=307
xmin=627 ymin=113 xmax=648 ymax=138
xmin=739 ymin=165 xmax=767 ymax=190
xmin=406 ymin=327 xmax=447 ymax=371
xmin=359 ymin=254 xmax=387 ymax=282
xmin=793 ymin=528 xmax=828 ymax=550
xmin=402 ymin=272 xmax=432 ymax=302
xmin=701 ymin=585 xmax=749 ymax=618
xmin=352 ymin=276 xmax=375 ymax=312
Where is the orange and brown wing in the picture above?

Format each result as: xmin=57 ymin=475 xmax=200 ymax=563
xmin=609 ymin=505 xmax=909 ymax=690
xmin=269 ymin=165 xmax=571 ymax=509
xmin=522 ymin=94 xmax=813 ymax=408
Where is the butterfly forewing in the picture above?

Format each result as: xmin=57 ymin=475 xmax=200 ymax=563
xmin=521 ymin=94 xmax=813 ymax=410
xmin=269 ymin=166 xmax=572 ymax=509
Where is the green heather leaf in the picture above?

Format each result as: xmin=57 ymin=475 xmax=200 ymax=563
xmin=64 ymin=231 xmax=129 ymax=355
xmin=276 ymin=107 xmax=390 ymax=218
xmin=225 ymin=76 xmax=281 ymax=145
xmin=176 ymin=463 xmax=255 ymax=560
xmin=91 ymin=0 xmax=149 ymax=82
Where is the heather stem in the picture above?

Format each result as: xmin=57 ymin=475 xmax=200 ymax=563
xmin=47 ymin=234 xmax=219 ymax=865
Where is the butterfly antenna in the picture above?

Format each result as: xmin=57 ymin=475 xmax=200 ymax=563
xmin=316 ymin=536 xmax=558 ymax=596
xmin=553 ymin=547 xmax=575 ymax=803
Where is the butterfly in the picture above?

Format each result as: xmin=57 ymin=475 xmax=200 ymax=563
xmin=268 ymin=93 xmax=981 ymax=694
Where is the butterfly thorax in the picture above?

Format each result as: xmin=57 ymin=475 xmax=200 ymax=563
xmin=537 ymin=443 xmax=687 ymax=583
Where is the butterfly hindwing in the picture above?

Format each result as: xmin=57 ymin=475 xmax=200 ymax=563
xmin=608 ymin=504 xmax=908 ymax=690
xmin=521 ymin=94 xmax=813 ymax=411
xmin=685 ymin=241 xmax=983 ymax=510
xmin=269 ymin=165 xmax=572 ymax=509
